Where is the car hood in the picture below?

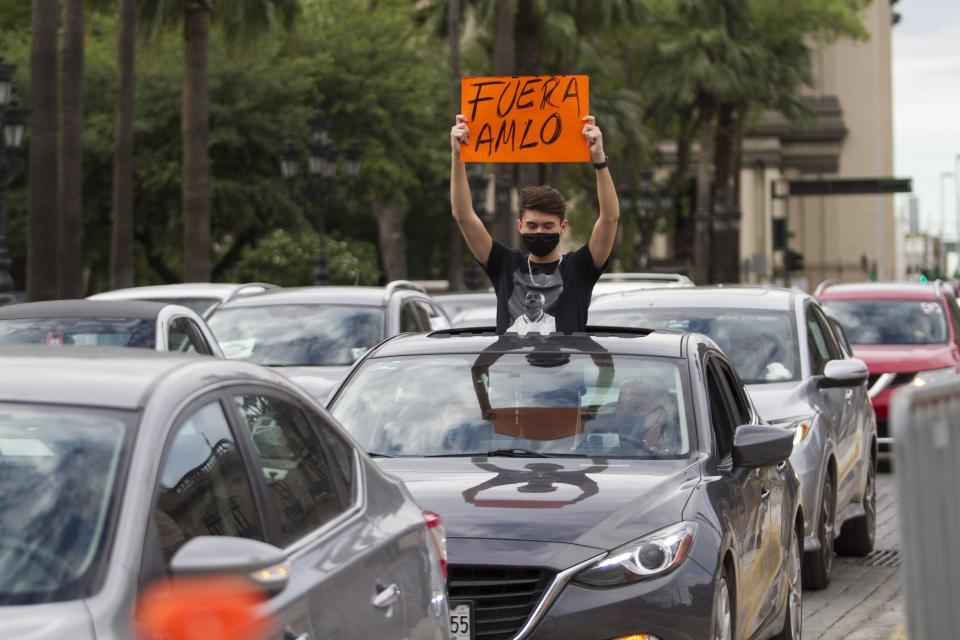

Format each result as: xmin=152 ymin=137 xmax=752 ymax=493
xmin=850 ymin=344 xmax=956 ymax=373
xmin=0 ymin=601 xmax=94 ymax=640
xmin=273 ymin=365 xmax=350 ymax=403
xmin=377 ymin=456 xmax=701 ymax=551
xmin=747 ymin=381 xmax=815 ymax=424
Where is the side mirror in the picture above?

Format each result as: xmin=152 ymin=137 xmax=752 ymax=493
xmin=170 ymin=536 xmax=290 ymax=595
xmin=732 ymin=425 xmax=794 ymax=469
xmin=818 ymin=358 xmax=869 ymax=388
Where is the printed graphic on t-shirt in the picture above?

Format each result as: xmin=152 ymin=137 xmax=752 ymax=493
xmin=506 ymin=261 xmax=563 ymax=335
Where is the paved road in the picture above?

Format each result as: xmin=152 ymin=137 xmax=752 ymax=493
xmin=802 ymin=472 xmax=904 ymax=640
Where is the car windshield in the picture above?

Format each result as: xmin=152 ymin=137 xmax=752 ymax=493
xmin=331 ymin=352 xmax=693 ymax=459
xmin=590 ymin=307 xmax=800 ymax=384
xmin=208 ymin=304 xmax=385 ymax=366
xmin=0 ymin=317 xmax=156 ymax=349
xmin=821 ymin=299 xmax=949 ymax=345
xmin=143 ymin=297 xmax=220 ymax=316
xmin=0 ymin=403 xmax=131 ymax=605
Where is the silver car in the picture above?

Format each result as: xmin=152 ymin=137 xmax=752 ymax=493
xmin=0 ymin=347 xmax=449 ymax=639
xmin=88 ymin=282 xmax=278 ymax=318
xmin=590 ymin=286 xmax=878 ymax=590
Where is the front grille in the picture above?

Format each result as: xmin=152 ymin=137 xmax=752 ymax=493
xmin=447 ymin=565 xmax=555 ymax=640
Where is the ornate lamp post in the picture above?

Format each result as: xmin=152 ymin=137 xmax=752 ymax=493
xmin=0 ymin=59 xmax=27 ymax=306
xmin=279 ymin=108 xmax=362 ymax=285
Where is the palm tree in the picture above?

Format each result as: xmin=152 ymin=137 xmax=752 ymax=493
xmin=27 ymin=0 xmax=60 ymax=301
xmin=111 ymin=0 xmax=136 ymax=289
xmin=59 ymin=0 xmax=85 ymax=298
xmin=140 ymin=0 xmax=302 ymax=282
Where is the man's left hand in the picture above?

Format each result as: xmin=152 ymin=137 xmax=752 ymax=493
xmin=582 ymin=115 xmax=605 ymax=164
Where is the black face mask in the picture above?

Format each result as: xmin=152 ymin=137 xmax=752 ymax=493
xmin=522 ymin=232 xmax=560 ymax=258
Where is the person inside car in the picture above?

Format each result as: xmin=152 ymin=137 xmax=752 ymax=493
xmin=449 ymin=114 xmax=620 ymax=335
xmin=586 ymin=380 xmax=682 ymax=455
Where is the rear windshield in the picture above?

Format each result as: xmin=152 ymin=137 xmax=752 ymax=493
xmin=331 ymin=352 xmax=694 ymax=459
xmin=0 ymin=403 xmax=132 ymax=605
xmin=0 ymin=317 xmax=156 ymax=349
xmin=822 ymin=299 xmax=949 ymax=345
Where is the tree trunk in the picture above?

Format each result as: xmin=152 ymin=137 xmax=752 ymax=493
xmin=446 ymin=0 xmax=465 ymax=291
xmin=374 ymin=201 xmax=408 ymax=281
xmin=514 ymin=0 xmax=539 ymax=191
xmin=711 ymin=102 xmax=736 ymax=282
xmin=59 ymin=0 xmax=84 ymax=298
xmin=491 ymin=0 xmax=515 ymax=246
xmin=110 ymin=0 xmax=136 ymax=289
xmin=182 ymin=2 xmax=211 ymax=282
xmin=692 ymin=95 xmax=715 ymax=285
xmin=27 ymin=0 xmax=60 ymax=301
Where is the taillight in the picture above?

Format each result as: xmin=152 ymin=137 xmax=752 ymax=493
xmin=423 ymin=510 xmax=447 ymax=578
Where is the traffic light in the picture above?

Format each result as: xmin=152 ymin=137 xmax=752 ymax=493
xmin=784 ymin=249 xmax=804 ymax=272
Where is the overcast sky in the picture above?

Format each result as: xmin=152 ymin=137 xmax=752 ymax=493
xmin=894 ymin=0 xmax=960 ymax=238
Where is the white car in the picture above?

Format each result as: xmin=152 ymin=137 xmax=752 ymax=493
xmin=591 ymin=272 xmax=694 ymax=299
xmin=89 ymin=282 xmax=278 ymax=318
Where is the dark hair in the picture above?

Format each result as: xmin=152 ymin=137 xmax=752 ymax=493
xmin=519 ymin=185 xmax=566 ymax=220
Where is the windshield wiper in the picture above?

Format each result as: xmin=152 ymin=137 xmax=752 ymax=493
xmin=367 ymin=452 xmax=396 ymax=458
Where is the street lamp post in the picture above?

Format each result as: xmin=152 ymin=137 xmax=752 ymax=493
xmin=0 ymin=59 xmax=27 ymax=306
xmin=279 ymin=108 xmax=362 ymax=286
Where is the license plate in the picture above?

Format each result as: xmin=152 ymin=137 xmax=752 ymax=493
xmin=449 ymin=602 xmax=473 ymax=640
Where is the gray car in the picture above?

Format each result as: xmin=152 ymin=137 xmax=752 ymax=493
xmin=0 ymin=347 xmax=449 ymax=640
xmin=329 ymin=328 xmax=803 ymax=640
xmin=590 ymin=286 xmax=878 ymax=589
xmin=0 ymin=299 xmax=223 ymax=357
xmin=207 ymin=281 xmax=451 ymax=401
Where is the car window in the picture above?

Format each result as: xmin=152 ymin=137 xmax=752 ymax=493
xmin=0 ymin=317 xmax=155 ymax=348
xmin=416 ymin=300 xmax=450 ymax=331
xmin=945 ymin=295 xmax=960 ymax=344
xmin=167 ymin=317 xmax=208 ymax=354
xmin=821 ymin=299 xmax=949 ymax=345
xmin=705 ymin=360 xmax=736 ymax=460
xmin=805 ymin=307 xmax=833 ymax=376
xmin=400 ymin=302 xmax=422 ymax=332
xmin=715 ymin=360 xmax=752 ymax=426
xmin=234 ymin=394 xmax=346 ymax=546
xmin=811 ymin=305 xmax=843 ymax=361
xmin=155 ymin=402 xmax=264 ymax=562
xmin=313 ymin=419 xmax=356 ymax=498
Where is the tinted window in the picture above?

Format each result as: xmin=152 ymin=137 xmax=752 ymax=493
xmin=0 ymin=317 xmax=155 ymax=349
xmin=234 ymin=395 xmax=344 ymax=546
xmin=155 ymin=402 xmax=264 ymax=562
xmin=705 ymin=362 xmax=735 ymax=459
xmin=332 ymin=353 xmax=693 ymax=459
xmin=400 ymin=303 xmax=421 ymax=332
xmin=168 ymin=317 xmax=209 ymax=354
xmin=822 ymin=299 xmax=949 ymax=345
xmin=315 ymin=422 xmax=356 ymax=497
xmin=806 ymin=307 xmax=833 ymax=375
xmin=716 ymin=360 xmax=751 ymax=426
xmin=589 ymin=307 xmax=799 ymax=384
xmin=208 ymin=305 xmax=385 ymax=366
xmin=0 ymin=404 xmax=131 ymax=605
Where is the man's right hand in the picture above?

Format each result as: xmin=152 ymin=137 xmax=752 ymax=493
xmin=451 ymin=114 xmax=470 ymax=157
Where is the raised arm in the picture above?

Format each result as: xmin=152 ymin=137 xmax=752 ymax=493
xmin=451 ymin=115 xmax=494 ymax=266
xmin=583 ymin=116 xmax=620 ymax=269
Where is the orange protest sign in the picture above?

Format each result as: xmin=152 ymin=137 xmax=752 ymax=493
xmin=460 ymin=75 xmax=590 ymax=163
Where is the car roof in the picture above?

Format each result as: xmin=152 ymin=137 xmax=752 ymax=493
xmin=818 ymin=282 xmax=943 ymax=301
xmin=89 ymin=282 xmax=274 ymax=302
xmin=366 ymin=328 xmax=687 ymax=359
xmin=590 ymin=286 xmax=799 ymax=311
xmin=0 ymin=299 xmax=170 ymax=320
xmin=434 ymin=292 xmax=496 ymax=302
xmin=217 ymin=286 xmax=398 ymax=309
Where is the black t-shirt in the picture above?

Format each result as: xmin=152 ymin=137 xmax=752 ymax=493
xmin=484 ymin=241 xmax=605 ymax=334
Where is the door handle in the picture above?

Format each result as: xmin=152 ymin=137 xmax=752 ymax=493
xmin=760 ymin=487 xmax=770 ymax=501
xmin=283 ymin=629 xmax=313 ymax=640
xmin=844 ymin=389 xmax=854 ymax=400
xmin=776 ymin=461 xmax=787 ymax=474
xmin=372 ymin=583 xmax=400 ymax=609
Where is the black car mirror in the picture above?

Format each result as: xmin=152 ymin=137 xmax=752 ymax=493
xmin=818 ymin=358 xmax=869 ymax=389
xmin=732 ymin=425 xmax=794 ymax=469
xmin=170 ymin=536 xmax=290 ymax=596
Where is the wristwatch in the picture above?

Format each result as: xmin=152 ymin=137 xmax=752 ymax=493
xmin=592 ymin=156 xmax=609 ymax=170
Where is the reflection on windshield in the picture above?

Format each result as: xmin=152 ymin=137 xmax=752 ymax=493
xmin=590 ymin=307 xmax=799 ymax=384
xmin=822 ymin=300 xmax=948 ymax=345
xmin=0 ymin=404 xmax=130 ymax=605
xmin=463 ymin=461 xmax=608 ymax=509
xmin=0 ymin=317 xmax=156 ymax=349
xmin=331 ymin=346 xmax=692 ymax=459
xmin=208 ymin=304 xmax=385 ymax=366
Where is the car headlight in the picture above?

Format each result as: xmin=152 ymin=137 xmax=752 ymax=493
xmin=575 ymin=522 xmax=697 ymax=587
xmin=912 ymin=367 xmax=956 ymax=387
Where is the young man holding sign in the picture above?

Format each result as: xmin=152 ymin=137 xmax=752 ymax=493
xmin=450 ymin=111 xmax=619 ymax=335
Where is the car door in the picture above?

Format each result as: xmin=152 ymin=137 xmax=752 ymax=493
xmin=229 ymin=389 xmax=411 ymax=640
xmin=144 ymin=397 xmax=315 ymax=640
xmin=716 ymin=357 xmax=786 ymax=627
xmin=705 ymin=356 xmax=768 ymax=640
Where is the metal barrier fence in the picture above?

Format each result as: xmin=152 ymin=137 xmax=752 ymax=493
xmin=892 ymin=377 xmax=960 ymax=640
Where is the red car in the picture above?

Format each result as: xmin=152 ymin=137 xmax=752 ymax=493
xmin=817 ymin=281 xmax=960 ymax=459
